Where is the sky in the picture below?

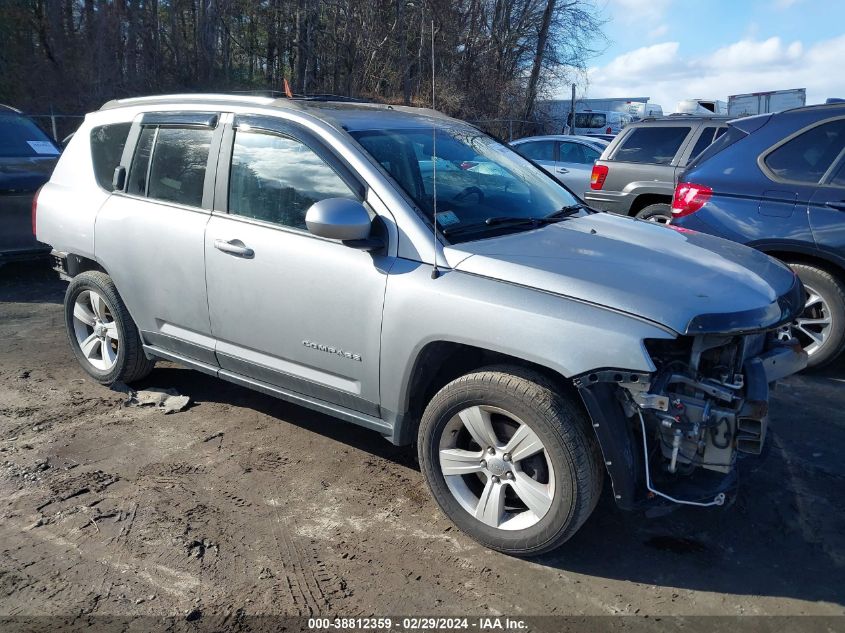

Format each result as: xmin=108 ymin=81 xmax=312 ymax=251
xmin=556 ymin=0 xmax=845 ymax=111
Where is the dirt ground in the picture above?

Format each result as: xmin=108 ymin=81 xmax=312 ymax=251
xmin=1 ymin=261 xmax=844 ymax=623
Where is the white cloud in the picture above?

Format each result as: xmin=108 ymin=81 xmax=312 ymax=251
xmin=568 ymin=34 xmax=845 ymax=112
xmin=705 ymin=36 xmax=802 ymax=69
xmin=648 ymin=24 xmax=669 ymax=40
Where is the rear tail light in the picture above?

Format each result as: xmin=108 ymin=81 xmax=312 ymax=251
xmin=31 ymin=185 xmax=43 ymax=237
xmin=590 ymin=164 xmax=609 ymax=190
xmin=606 ymin=127 xmax=612 ymax=134
xmin=672 ymin=182 xmax=712 ymax=218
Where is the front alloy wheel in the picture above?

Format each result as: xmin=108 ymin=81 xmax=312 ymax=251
xmin=419 ymin=367 xmax=603 ymax=556
xmin=439 ymin=405 xmax=555 ymax=531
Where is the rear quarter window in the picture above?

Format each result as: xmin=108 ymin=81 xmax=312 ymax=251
xmin=572 ymin=113 xmax=607 ymax=129
xmin=613 ymin=126 xmax=691 ymax=164
xmin=763 ymin=119 xmax=845 ymax=183
xmin=514 ymin=141 xmax=555 ymax=162
xmin=90 ymin=123 xmax=132 ymax=191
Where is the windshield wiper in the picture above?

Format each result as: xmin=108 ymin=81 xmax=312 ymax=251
xmin=442 ymin=216 xmax=561 ymax=237
xmin=481 ymin=203 xmax=588 ymax=227
xmin=441 ymin=204 xmax=588 ymax=237
xmin=483 ymin=215 xmax=567 ymax=227
xmin=549 ymin=203 xmax=589 ymax=218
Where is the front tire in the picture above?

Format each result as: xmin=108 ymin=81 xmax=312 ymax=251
xmin=64 ymin=271 xmax=155 ymax=385
xmin=418 ymin=366 xmax=603 ymax=556
xmin=780 ymin=263 xmax=845 ymax=368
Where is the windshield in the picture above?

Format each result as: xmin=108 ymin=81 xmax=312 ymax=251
xmin=0 ymin=114 xmax=60 ymax=158
xmin=350 ymin=126 xmax=580 ymax=243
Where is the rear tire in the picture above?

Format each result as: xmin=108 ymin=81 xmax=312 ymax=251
xmin=64 ymin=271 xmax=155 ymax=385
xmin=418 ymin=366 xmax=603 ymax=556
xmin=635 ymin=203 xmax=672 ymax=224
xmin=782 ymin=263 xmax=845 ymax=368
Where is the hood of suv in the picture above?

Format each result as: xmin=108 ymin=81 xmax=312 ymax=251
xmin=444 ymin=212 xmax=801 ymax=335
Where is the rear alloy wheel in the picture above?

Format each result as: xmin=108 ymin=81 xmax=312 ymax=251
xmin=419 ymin=367 xmax=603 ymax=556
xmin=635 ymin=203 xmax=672 ymax=224
xmin=64 ymin=271 xmax=155 ymax=384
xmin=779 ymin=263 xmax=845 ymax=368
xmin=72 ymin=289 xmax=120 ymax=372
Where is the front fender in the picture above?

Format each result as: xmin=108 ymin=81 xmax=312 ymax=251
xmin=379 ymin=260 xmax=676 ymax=440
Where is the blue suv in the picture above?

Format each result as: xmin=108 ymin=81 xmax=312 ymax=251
xmin=672 ymin=104 xmax=845 ymax=368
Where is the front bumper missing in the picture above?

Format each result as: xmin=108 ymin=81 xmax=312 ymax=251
xmin=575 ymin=341 xmax=807 ymax=511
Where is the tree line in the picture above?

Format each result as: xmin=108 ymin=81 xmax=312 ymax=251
xmin=0 ymin=0 xmax=604 ymax=137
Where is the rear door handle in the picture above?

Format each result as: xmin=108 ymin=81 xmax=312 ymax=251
xmin=214 ymin=239 xmax=254 ymax=258
xmin=825 ymin=201 xmax=845 ymax=211
xmin=557 ymin=168 xmax=569 ymax=174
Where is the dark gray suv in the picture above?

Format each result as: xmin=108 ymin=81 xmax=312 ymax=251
xmin=585 ymin=116 xmax=729 ymax=223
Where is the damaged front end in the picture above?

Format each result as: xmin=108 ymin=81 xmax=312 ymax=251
xmin=575 ymin=331 xmax=807 ymax=511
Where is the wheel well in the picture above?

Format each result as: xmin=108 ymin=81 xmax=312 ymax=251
xmin=397 ymin=341 xmax=571 ymax=445
xmin=65 ymin=254 xmax=106 ymax=277
xmin=628 ymin=193 xmax=671 ymax=216
xmin=762 ymin=250 xmax=845 ymax=283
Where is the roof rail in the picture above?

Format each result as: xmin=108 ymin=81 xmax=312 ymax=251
xmin=100 ymin=92 xmax=371 ymax=111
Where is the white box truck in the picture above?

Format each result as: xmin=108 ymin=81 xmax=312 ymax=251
xmin=727 ymin=89 xmax=806 ymax=117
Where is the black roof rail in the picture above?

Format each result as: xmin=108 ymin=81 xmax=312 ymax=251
xmin=228 ymin=90 xmax=368 ymax=103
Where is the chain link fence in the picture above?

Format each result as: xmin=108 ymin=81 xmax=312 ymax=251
xmin=466 ymin=117 xmax=565 ymax=142
xmin=26 ymin=113 xmax=86 ymax=144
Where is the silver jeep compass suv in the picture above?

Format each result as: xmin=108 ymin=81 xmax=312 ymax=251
xmin=36 ymin=94 xmax=807 ymax=555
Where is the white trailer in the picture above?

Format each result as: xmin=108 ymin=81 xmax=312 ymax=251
xmin=676 ymin=99 xmax=728 ymax=115
xmin=727 ymin=89 xmax=806 ymax=117
xmin=537 ymin=97 xmax=659 ymax=121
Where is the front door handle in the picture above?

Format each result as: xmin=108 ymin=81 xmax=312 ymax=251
xmin=214 ymin=239 xmax=254 ymax=258
xmin=825 ymin=201 xmax=845 ymax=211
xmin=557 ymin=168 xmax=569 ymax=174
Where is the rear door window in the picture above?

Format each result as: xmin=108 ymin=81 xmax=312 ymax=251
xmin=0 ymin=113 xmax=60 ymax=158
xmin=90 ymin=123 xmax=132 ymax=191
xmin=558 ymin=142 xmax=599 ymax=164
xmin=127 ymin=127 xmax=155 ymax=197
xmin=764 ymin=119 xmax=845 ymax=184
xmin=126 ymin=126 xmax=213 ymax=207
xmin=613 ymin=126 xmax=691 ymax=164
xmin=515 ymin=141 xmax=555 ymax=162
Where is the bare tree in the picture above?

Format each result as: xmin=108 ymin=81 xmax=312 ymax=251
xmin=0 ymin=0 xmax=605 ymax=138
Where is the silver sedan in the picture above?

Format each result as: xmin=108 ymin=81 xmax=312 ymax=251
xmin=511 ymin=135 xmax=609 ymax=197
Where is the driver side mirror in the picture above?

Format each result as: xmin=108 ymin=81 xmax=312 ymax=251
xmin=305 ymin=198 xmax=383 ymax=251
